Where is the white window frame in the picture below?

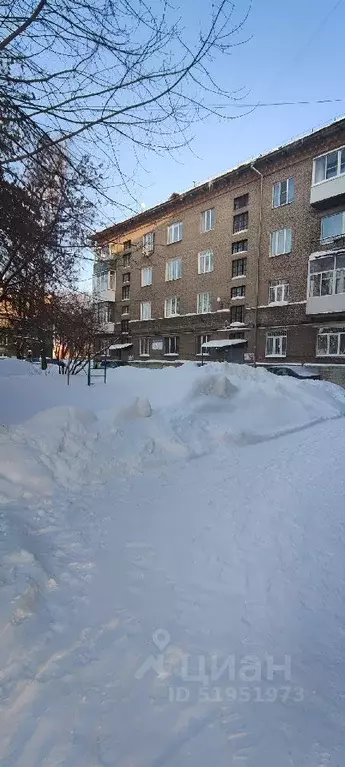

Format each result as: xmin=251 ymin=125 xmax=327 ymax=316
xmin=121 ymin=305 xmax=129 ymax=315
xmin=308 ymin=253 xmax=345 ymax=298
xmin=93 ymin=270 xmax=114 ymax=293
xmin=165 ymin=257 xmax=182 ymax=281
xmin=164 ymin=296 xmax=180 ymax=318
xmin=167 ymin=222 xmax=183 ymax=244
xmin=270 ymin=228 xmax=292 ymax=257
xmin=197 ymin=334 xmax=211 ymax=356
xmin=197 ymin=291 xmax=212 ymax=314
xmin=268 ymin=279 xmax=289 ymax=305
xmin=141 ymin=266 xmax=153 ymax=287
xmin=140 ymin=301 xmax=151 ymax=321
xmin=320 ymin=211 xmax=345 ymax=242
xmin=122 ymin=285 xmax=130 ymax=300
xmin=200 ymin=208 xmax=215 ymax=233
xmin=198 ymin=249 xmax=214 ymax=274
xmin=272 ymin=178 xmax=294 ymax=208
xmin=316 ymin=329 xmax=345 ymax=357
xmin=139 ymin=337 xmax=150 ymax=356
xmin=312 ymin=146 xmax=345 ymax=185
xmin=164 ymin=336 xmax=179 ymax=355
xmin=265 ymin=333 xmax=287 ymax=358
xmin=142 ymin=231 xmax=154 ymax=255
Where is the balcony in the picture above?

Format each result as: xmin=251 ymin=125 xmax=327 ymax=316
xmin=306 ymin=250 xmax=345 ymax=314
xmin=100 ymin=321 xmax=115 ymax=333
xmin=93 ymin=269 xmax=116 ymax=302
xmin=93 ymin=287 xmax=116 ymax=302
xmin=311 ymin=147 xmax=345 ymax=207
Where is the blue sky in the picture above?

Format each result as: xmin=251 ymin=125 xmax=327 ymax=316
xmin=81 ymin=0 xmax=345 ymax=285
xmin=103 ymin=0 xmax=345 ymax=216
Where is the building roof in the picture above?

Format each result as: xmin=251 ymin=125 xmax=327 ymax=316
xmin=202 ymin=339 xmax=247 ymax=349
xmin=92 ymin=115 xmax=345 ymax=244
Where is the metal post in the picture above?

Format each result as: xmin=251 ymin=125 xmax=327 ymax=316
xmin=87 ymin=353 xmax=91 ymax=386
xmin=104 ymin=350 xmax=107 ymax=383
xmin=67 ymin=362 xmax=70 ymax=386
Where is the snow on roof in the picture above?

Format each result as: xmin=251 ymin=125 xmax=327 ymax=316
xmin=108 ymin=343 xmax=133 ymax=350
xmin=94 ymin=115 xmax=345 ymax=241
xmin=202 ymin=339 xmax=247 ymax=349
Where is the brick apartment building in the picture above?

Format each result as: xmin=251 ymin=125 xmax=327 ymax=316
xmin=91 ymin=116 xmax=345 ymax=366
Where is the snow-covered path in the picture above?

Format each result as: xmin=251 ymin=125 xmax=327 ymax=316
xmin=1 ymin=420 xmax=345 ymax=765
xmin=1 ymin=361 xmax=345 ymax=765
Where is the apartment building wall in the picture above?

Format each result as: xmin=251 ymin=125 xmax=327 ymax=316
xmin=106 ymin=170 xmax=261 ymax=359
xmin=248 ymin=124 xmax=345 ymax=363
xmin=93 ymin=116 xmax=345 ymax=364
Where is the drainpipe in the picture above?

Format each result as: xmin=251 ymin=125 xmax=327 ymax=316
xmin=251 ymin=164 xmax=264 ymax=366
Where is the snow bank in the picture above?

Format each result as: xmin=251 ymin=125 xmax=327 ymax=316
xmin=1 ymin=362 xmax=345 ymax=498
xmin=0 ymin=358 xmax=43 ymax=377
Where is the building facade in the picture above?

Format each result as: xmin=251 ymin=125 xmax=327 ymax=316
xmin=92 ymin=116 xmax=345 ymax=366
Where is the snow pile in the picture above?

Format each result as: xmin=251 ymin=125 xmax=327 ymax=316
xmin=1 ymin=362 xmax=345 ymax=498
xmin=0 ymin=358 xmax=43 ymax=376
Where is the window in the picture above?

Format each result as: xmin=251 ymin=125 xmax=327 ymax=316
xmin=232 ymin=258 xmax=247 ymax=277
xmin=164 ymin=296 xmax=180 ymax=317
xmin=121 ymin=319 xmax=129 ymax=333
xmin=165 ymin=257 xmax=182 ymax=281
xmin=123 ymin=254 xmax=130 ymax=268
xmin=316 ymin=329 xmax=345 ymax=357
xmin=270 ymin=228 xmax=292 ymax=256
xmin=198 ymin=249 xmax=214 ymax=274
xmin=234 ymin=193 xmax=249 ymax=211
xmin=308 ymin=253 xmax=345 ymax=298
xmin=139 ymin=337 xmax=150 ymax=356
xmin=232 ymin=239 xmax=248 ymax=254
xmin=197 ymin=291 xmax=212 ymax=314
xmin=230 ymin=305 xmax=244 ymax=323
xmin=197 ymin=334 xmax=211 ymax=355
xmin=143 ymin=232 xmax=154 ymax=255
xmin=140 ymin=301 xmax=151 ymax=320
xmin=268 ymin=279 xmax=289 ymax=304
xmin=121 ymin=305 xmax=129 ymax=315
xmin=272 ymin=178 xmax=294 ymax=208
xmin=201 ymin=208 xmax=215 ymax=233
xmin=122 ymin=272 xmax=130 ymax=284
xmin=167 ymin=222 xmax=183 ymax=244
xmin=97 ymin=303 xmax=114 ymax=324
xmin=231 ymin=285 xmax=245 ymax=299
xmin=141 ymin=267 xmax=153 ymax=286
xmin=233 ymin=211 xmax=248 ymax=233
xmin=265 ymin=333 xmax=287 ymax=358
xmin=123 ymin=239 xmax=131 ymax=251
xmin=321 ymin=211 xmax=345 ymax=241
xmin=164 ymin=336 xmax=179 ymax=355
xmin=313 ymin=148 xmax=345 ymax=184
xmin=122 ymin=285 xmax=130 ymax=300
xmin=93 ymin=270 xmax=114 ymax=293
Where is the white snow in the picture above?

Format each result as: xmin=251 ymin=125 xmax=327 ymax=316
xmin=1 ymin=358 xmax=345 ymax=765
xmin=202 ymin=339 xmax=246 ymax=348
